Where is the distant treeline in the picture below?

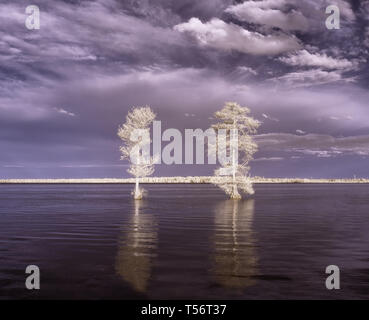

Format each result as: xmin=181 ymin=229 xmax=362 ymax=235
xmin=1 ymin=177 xmax=369 ymax=184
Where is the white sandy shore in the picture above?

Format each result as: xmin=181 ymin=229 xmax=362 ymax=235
xmin=1 ymin=177 xmax=369 ymax=184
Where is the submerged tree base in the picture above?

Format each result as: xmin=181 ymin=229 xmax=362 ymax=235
xmin=230 ymin=192 xmax=242 ymax=200
xmin=133 ymin=189 xmax=143 ymax=200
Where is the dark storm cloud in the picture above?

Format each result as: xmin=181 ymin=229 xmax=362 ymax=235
xmin=119 ymin=0 xmax=234 ymax=23
xmin=0 ymin=0 xmax=368 ymax=178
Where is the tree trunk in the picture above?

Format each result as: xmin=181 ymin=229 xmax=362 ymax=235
xmin=135 ymin=177 xmax=139 ymax=194
xmin=232 ymin=147 xmax=236 ymax=191
xmin=231 ymin=127 xmax=241 ymax=200
xmin=134 ymin=177 xmax=142 ymax=200
xmin=134 ymin=154 xmax=142 ymax=200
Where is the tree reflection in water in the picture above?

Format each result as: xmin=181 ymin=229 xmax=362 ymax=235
xmin=115 ymin=200 xmax=157 ymax=293
xmin=213 ymin=199 xmax=258 ymax=289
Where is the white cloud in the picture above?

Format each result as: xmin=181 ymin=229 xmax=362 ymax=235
xmin=297 ymin=149 xmax=341 ymax=158
xmin=262 ymin=113 xmax=279 ymax=122
xmin=329 ymin=116 xmax=339 ymax=120
xmin=270 ymin=69 xmax=354 ymax=87
xmin=2 ymin=165 xmax=25 ymax=168
xmin=60 ymin=164 xmax=127 ymax=168
xmin=237 ymin=66 xmax=258 ymax=76
xmin=226 ymin=0 xmax=309 ymax=31
xmin=328 ymin=115 xmax=353 ymax=121
xmin=55 ymin=108 xmax=76 ymax=117
xmin=174 ymin=17 xmax=300 ymax=55
xmin=279 ymin=50 xmax=355 ymax=70
xmin=296 ymin=129 xmax=306 ymax=135
xmin=253 ymin=156 xmax=284 ymax=161
xmin=184 ymin=113 xmax=196 ymax=117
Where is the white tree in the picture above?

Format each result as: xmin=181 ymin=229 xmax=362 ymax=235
xmin=118 ymin=106 xmax=156 ymax=200
xmin=211 ymin=102 xmax=260 ymax=199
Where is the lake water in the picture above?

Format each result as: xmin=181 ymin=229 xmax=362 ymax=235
xmin=0 ymin=184 xmax=368 ymax=299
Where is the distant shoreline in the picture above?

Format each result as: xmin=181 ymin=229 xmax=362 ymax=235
xmin=1 ymin=177 xmax=369 ymax=184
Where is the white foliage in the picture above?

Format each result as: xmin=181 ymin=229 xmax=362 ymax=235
xmin=118 ymin=106 xmax=156 ymax=199
xmin=211 ymin=102 xmax=260 ymax=199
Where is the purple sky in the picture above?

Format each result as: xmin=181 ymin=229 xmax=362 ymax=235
xmin=1 ymin=0 xmax=369 ymax=179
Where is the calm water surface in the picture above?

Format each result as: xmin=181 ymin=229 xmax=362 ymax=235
xmin=0 ymin=184 xmax=368 ymax=299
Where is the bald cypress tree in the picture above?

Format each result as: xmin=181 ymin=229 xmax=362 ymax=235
xmin=118 ymin=106 xmax=156 ymax=200
xmin=211 ymin=102 xmax=260 ymax=199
